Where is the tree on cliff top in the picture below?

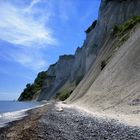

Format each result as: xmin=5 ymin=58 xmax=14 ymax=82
xmin=19 ymin=71 xmax=47 ymax=101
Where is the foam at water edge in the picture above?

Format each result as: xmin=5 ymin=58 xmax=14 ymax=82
xmin=0 ymin=109 xmax=27 ymax=128
xmin=0 ymin=104 xmax=46 ymax=128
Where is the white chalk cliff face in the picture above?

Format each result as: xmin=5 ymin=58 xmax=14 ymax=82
xmin=19 ymin=0 xmax=140 ymax=123
xmin=38 ymin=55 xmax=75 ymax=100
xmin=38 ymin=0 xmax=140 ymax=103
xmin=66 ymin=0 xmax=140 ymax=125
xmin=67 ymin=0 xmax=140 ymax=99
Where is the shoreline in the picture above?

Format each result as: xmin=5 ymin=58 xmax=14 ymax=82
xmin=0 ymin=102 xmax=48 ymax=128
xmin=0 ymin=102 xmax=140 ymax=140
xmin=0 ymin=103 xmax=51 ymax=139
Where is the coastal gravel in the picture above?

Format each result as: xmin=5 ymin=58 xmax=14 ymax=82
xmin=37 ymin=104 xmax=140 ymax=140
xmin=0 ymin=102 xmax=140 ymax=140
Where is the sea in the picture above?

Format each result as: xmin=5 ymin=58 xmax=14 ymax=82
xmin=0 ymin=101 xmax=43 ymax=128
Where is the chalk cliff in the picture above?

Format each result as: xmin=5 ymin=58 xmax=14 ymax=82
xmin=19 ymin=0 xmax=140 ymax=121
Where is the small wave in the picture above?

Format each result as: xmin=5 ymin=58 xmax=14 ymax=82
xmin=0 ymin=103 xmax=46 ymax=128
xmin=0 ymin=109 xmax=27 ymax=128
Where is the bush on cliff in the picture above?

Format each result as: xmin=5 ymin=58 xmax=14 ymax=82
xmin=113 ymin=16 xmax=140 ymax=36
xmin=19 ymin=71 xmax=47 ymax=101
xmin=101 ymin=60 xmax=106 ymax=70
xmin=55 ymin=90 xmax=73 ymax=101
xmin=85 ymin=20 xmax=97 ymax=33
xmin=105 ymin=0 xmax=127 ymax=4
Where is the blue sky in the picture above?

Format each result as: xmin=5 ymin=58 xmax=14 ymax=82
xmin=0 ymin=0 xmax=100 ymax=100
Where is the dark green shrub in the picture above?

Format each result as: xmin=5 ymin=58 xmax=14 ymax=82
xmin=113 ymin=25 xmax=121 ymax=35
xmin=113 ymin=16 xmax=140 ymax=36
xmin=85 ymin=20 xmax=97 ymax=33
xmin=19 ymin=71 xmax=48 ymax=101
xmin=101 ymin=60 xmax=106 ymax=70
xmin=55 ymin=91 xmax=73 ymax=101
xmin=105 ymin=0 xmax=127 ymax=4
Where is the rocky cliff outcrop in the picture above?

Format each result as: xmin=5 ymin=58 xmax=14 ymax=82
xmin=19 ymin=0 xmax=140 ymax=121
xmin=66 ymin=0 xmax=140 ymax=124
xmin=37 ymin=55 xmax=75 ymax=100
xmin=67 ymin=0 xmax=140 ymax=101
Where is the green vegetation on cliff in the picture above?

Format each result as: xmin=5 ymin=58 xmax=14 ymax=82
xmin=18 ymin=71 xmax=47 ymax=101
xmin=85 ymin=20 xmax=97 ymax=33
xmin=113 ymin=16 xmax=140 ymax=36
xmin=105 ymin=0 xmax=127 ymax=4
xmin=55 ymin=90 xmax=73 ymax=101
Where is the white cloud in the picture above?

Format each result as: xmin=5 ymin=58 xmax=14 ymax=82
xmin=0 ymin=0 xmax=57 ymax=70
xmin=46 ymin=0 xmax=76 ymax=21
xmin=0 ymin=1 xmax=57 ymax=47
xmin=25 ymin=0 xmax=41 ymax=12
xmin=10 ymin=48 xmax=47 ymax=70
xmin=0 ymin=0 xmax=76 ymax=70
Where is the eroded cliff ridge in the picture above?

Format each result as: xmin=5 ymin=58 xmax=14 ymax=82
xmin=19 ymin=0 xmax=140 ymax=119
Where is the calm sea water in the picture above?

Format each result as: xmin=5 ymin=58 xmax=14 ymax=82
xmin=0 ymin=101 xmax=42 ymax=128
xmin=0 ymin=101 xmax=41 ymax=113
